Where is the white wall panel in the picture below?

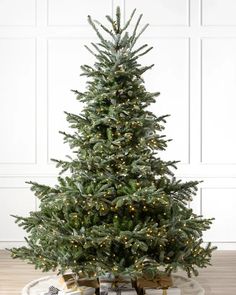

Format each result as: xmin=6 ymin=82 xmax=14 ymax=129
xmin=189 ymin=189 xmax=201 ymax=215
xmin=125 ymin=0 xmax=189 ymax=26
xmin=0 ymin=0 xmax=236 ymax=249
xmin=141 ymin=38 xmax=190 ymax=164
xmin=0 ymin=188 xmax=36 ymax=241
xmin=0 ymin=39 xmax=36 ymax=164
xmin=47 ymin=39 xmax=93 ymax=162
xmin=201 ymin=38 xmax=236 ymax=164
xmin=202 ymin=188 xmax=236 ymax=242
xmin=202 ymin=0 xmax=236 ymax=26
xmin=0 ymin=0 xmax=36 ymax=26
xmin=48 ymin=0 xmax=113 ymax=26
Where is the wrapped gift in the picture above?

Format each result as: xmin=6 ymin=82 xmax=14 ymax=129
xmin=99 ymin=274 xmax=133 ymax=288
xmin=59 ymin=273 xmax=98 ymax=290
xmin=136 ymin=276 xmax=173 ymax=289
xmin=57 ymin=286 xmax=95 ymax=295
xmin=59 ymin=274 xmax=78 ymax=290
xmin=78 ymin=278 xmax=99 ymax=289
xmin=99 ymin=274 xmax=136 ymax=295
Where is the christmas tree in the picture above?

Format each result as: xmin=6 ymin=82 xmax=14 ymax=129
xmin=10 ymin=7 xmax=216 ymax=280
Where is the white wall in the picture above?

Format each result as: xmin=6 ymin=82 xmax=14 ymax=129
xmin=0 ymin=0 xmax=236 ymax=250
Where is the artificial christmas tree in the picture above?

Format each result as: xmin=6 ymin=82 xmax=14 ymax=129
xmin=10 ymin=6 xmax=216 ymax=293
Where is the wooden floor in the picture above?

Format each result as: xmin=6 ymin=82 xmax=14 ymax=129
xmin=0 ymin=250 xmax=236 ymax=294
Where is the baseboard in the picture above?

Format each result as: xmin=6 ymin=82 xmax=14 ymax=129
xmin=0 ymin=241 xmax=27 ymax=249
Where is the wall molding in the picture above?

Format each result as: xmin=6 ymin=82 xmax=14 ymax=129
xmin=0 ymin=37 xmax=37 ymax=165
xmin=0 ymin=0 xmax=236 ymax=250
